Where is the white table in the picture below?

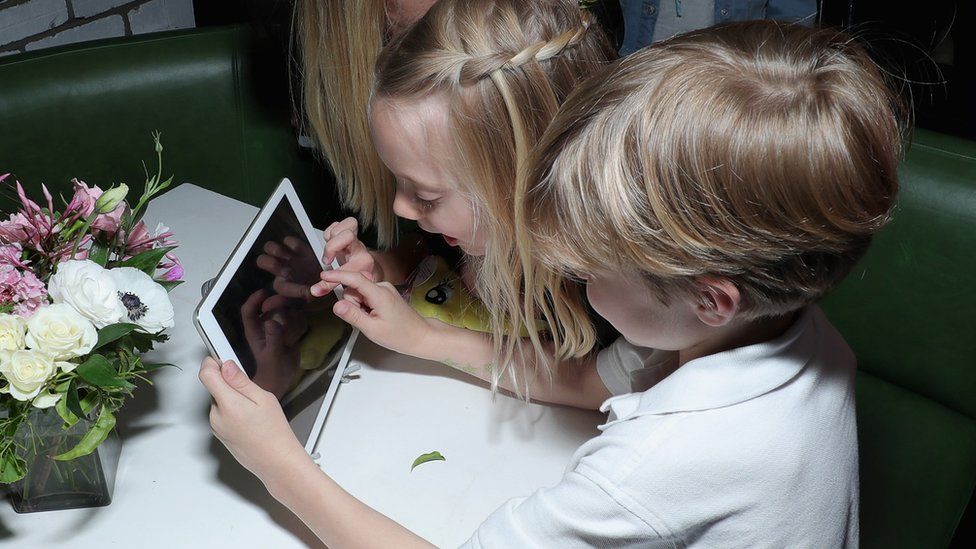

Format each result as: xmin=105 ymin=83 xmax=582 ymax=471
xmin=0 ymin=184 xmax=605 ymax=548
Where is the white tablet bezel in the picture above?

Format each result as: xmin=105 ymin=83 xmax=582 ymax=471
xmin=193 ymin=178 xmax=359 ymax=454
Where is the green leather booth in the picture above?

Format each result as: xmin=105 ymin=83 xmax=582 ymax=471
xmin=1 ymin=26 xmax=974 ymax=548
xmin=0 ymin=26 xmax=341 ymax=226
xmin=820 ymin=131 xmax=976 ymax=548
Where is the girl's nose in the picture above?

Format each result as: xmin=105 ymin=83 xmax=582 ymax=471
xmin=393 ymin=192 xmax=421 ymax=221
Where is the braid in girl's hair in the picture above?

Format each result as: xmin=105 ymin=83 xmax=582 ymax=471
xmin=373 ymin=0 xmax=615 ymax=396
xmin=459 ymin=23 xmax=592 ymax=84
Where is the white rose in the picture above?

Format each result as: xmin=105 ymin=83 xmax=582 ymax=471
xmin=25 ymin=303 xmax=98 ymax=360
xmin=108 ymin=267 xmax=175 ymax=333
xmin=0 ymin=349 xmax=56 ymax=401
xmin=0 ymin=313 xmax=27 ymax=351
xmin=48 ymin=260 xmax=125 ymax=328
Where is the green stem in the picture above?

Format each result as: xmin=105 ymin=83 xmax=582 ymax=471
xmin=70 ymin=211 xmax=100 ymax=259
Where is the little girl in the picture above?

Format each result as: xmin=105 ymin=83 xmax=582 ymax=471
xmin=202 ymin=19 xmax=902 ymax=546
xmin=296 ymin=0 xmax=617 ymax=401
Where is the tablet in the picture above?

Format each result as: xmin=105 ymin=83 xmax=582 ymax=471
xmin=194 ymin=178 xmax=359 ymax=455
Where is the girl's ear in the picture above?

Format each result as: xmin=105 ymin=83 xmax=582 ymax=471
xmin=694 ymin=277 xmax=741 ymax=327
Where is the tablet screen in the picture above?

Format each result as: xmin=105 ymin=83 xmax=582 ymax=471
xmin=210 ymin=198 xmax=354 ymax=445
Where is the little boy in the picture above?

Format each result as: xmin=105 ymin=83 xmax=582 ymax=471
xmin=466 ymin=20 xmax=902 ymax=546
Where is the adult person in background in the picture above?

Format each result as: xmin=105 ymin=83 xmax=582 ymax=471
xmin=618 ymin=0 xmax=818 ymax=55
xmin=295 ymin=1 xmax=437 ymax=249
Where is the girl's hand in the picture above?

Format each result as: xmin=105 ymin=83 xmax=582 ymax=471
xmin=320 ymin=270 xmax=436 ymax=359
xmin=198 ymin=357 xmax=308 ymax=486
xmin=312 ymin=217 xmax=383 ymax=297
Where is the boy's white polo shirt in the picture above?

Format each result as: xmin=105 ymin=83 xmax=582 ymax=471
xmin=463 ymin=306 xmax=859 ymax=548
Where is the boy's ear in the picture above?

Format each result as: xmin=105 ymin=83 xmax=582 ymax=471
xmin=694 ymin=277 xmax=741 ymax=327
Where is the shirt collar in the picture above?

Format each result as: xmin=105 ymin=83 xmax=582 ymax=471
xmin=600 ymin=306 xmax=822 ymax=428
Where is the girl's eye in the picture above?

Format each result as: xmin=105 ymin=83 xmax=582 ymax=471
xmin=417 ymin=196 xmax=439 ymax=211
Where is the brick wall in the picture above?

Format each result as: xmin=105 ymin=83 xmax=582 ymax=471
xmin=0 ymin=0 xmax=195 ymax=57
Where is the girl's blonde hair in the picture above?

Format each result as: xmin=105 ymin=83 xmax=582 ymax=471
xmin=522 ymin=21 xmax=905 ymax=358
xmin=295 ymin=0 xmax=396 ymax=247
xmin=373 ymin=0 xmax=615 ymax=394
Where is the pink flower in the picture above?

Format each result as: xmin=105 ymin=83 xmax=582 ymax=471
xmin=91 ymin=202 xmax=127 ymax=237
xmin=67 ymin=179 xmax=128 ymax=237
xmin=0 ymin=212 xmax=51 ymax=250
xmin=121 ymin=223 xmax=181 ymax=281
xmin=0 ymin=263 xmax=47 ymax=318
xmin=49 ymin=234 xmax=92 ymax=264
xmin=67 ymin=179 xmax=99 ymax=218
xmin=160 ymin=253 xmax=184 ymax=281
xmin=124 ymin=221 xmax=155 ymax=256
xmin=0 ymin=243 xmax=27 ymax=268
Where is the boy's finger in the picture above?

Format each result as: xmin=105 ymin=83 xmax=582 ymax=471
xmin=218 ymin=360 xmax=268 ymax=404
xmin=199 ymin=357 xmax=244 ymax=407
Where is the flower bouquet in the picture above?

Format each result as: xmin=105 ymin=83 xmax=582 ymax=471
xmin=0 ymin=134 xmax=181 ymax=512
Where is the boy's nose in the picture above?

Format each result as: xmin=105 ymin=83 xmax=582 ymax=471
xmin=393 ymin=192 xmax=421 ymax=221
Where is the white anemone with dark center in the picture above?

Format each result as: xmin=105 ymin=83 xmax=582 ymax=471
xmin=107 ymin=267 xmax=175 ymax=333
xmin=119 ymin=291 xmax=149 ymax=321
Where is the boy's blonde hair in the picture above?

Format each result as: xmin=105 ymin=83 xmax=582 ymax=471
xmin=373 ymin=0 xmax=615 ymax=392
xmin=295 ymin=0 xmax=396 ymax=247
xmin=522 ymin=21 xmax=904 ymax=359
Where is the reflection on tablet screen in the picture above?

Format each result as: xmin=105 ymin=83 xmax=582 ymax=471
xmin=211 ymin=199 xmax=353 ymax=445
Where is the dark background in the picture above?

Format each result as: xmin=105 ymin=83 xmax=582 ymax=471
xmin=194 ymin=0 xmax=974 ymax=142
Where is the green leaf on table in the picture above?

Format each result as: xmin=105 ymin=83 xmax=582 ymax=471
xmin=54 ymin=406 xmax=116 ymax=461
xmin=94 ymin=323 xmax=141 ymax=351
xmin=0 ymin=452 xmax=27 ymax=483
xmin=89 ymin=242 xmax=111 ymax=267
xmin=410 ymin=451 xmax=446 ymax=471
xmin=76 ymin=354 xmax=133 ymax=389
xmin=116 ymin=246 xmax=176 ymax=276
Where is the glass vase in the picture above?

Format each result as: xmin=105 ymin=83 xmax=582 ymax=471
xmin=7 ymin=407 xmax=120 ymax=513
